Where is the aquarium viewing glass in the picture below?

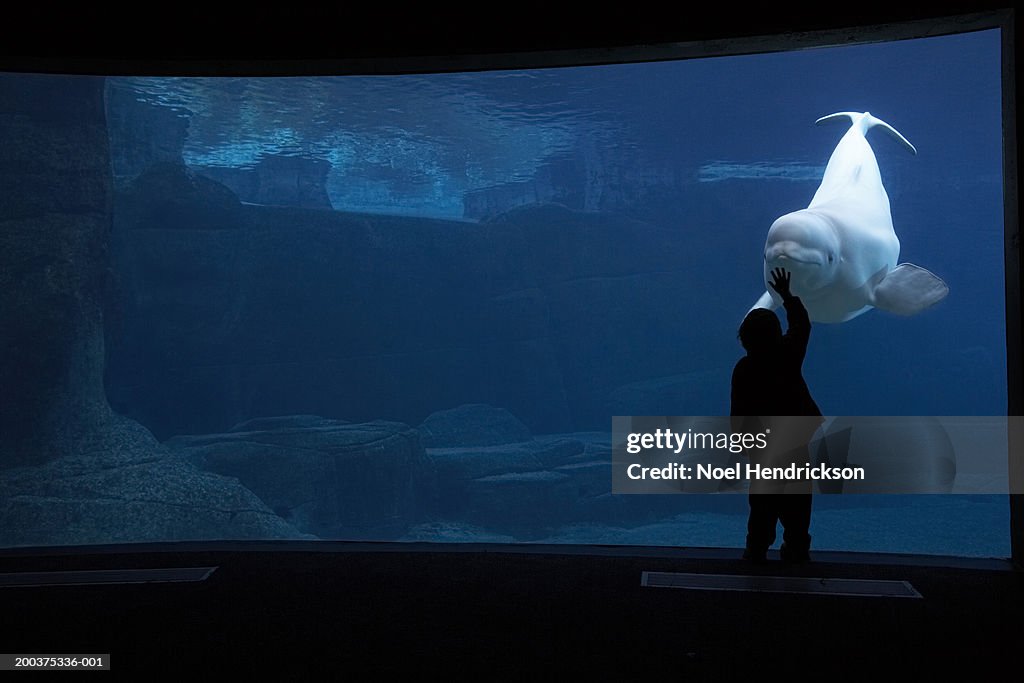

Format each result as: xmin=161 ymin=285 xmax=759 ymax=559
xmin=0 ymin=20 xmax=1013 ymax=557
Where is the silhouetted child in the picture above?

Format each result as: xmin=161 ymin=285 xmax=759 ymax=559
xmin=732 ymin=267 xmax=823 ymax=563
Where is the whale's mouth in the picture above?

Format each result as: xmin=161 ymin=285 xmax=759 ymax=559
xmin=769 ymin=254 xmax=821 ymax=267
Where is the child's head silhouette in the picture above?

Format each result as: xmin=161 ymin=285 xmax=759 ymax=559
xmin=738 ymin=308 xmax=782 ymax=354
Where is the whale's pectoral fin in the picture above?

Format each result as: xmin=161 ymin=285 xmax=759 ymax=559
xmin=872 ymin=264 xmax=949 ymax=315
xmin=747 ymin=290 xmax=778 ymax=316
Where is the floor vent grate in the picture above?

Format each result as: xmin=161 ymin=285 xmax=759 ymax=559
xmin=641 ymin=571 xmax=921 ymax=598
xmin=0 ymin=567 xmax=218 ymax=588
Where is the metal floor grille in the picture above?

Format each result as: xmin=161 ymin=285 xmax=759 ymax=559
xmin=642 ymin=571 xmax=921 ymax=598
xmin=0 ymin=567 xmax=217 ymax=588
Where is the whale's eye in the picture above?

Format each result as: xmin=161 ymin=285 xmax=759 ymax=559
xmin=828 ymin=253 xmax=834 ymax=263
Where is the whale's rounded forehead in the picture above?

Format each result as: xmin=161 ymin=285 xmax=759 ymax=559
xmin=768 ymin=210 xmax=832 ymax=239
xmin=767 ymin=211 xmax=839 ymax=255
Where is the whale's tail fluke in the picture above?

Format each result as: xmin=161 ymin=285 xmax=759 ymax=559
xmin=816 ymin=111 xmax=917 ymax=155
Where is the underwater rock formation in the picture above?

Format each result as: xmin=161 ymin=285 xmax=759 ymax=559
xmin=0 ymin=75 xmax=310 ymax=546
xmin=425 ymin=436 xmax=585 ymax=486
xmin=424 ymin=436 xmax=585 ymax=535
xmin=422 ymin=429 xmax=693 ymax=536
xmin=229 ymin=415 xmax=348 ymax=432
xmin=168 ymin=418 xmax=422 ymax=539
xmin=106 ymin=200 xmax=722 ymax=438
xmin=107 ymin=205 xmax=563 ymax=436
xmin=461 ymin=139 xmax=689 ymax=226
xmin=0 ymin=74 xmax=114 ymax=469
xmin=0 ymin=415 xmax=309 ymax=546
xmin=116 ymin=161 xmax=248 ymax=232
xmin=104 ymin=83 xmax=190 ymax=187
xmin=463 ymin=155 xmax=584 ymax=221
xmin=167 ymin=407 xmax=720 ymax=541
xmin=413 ymin=408 xmax=661 ymax=536
xmin=418 ymin=404 xmax=532 ymax=447
xmin=196 ymin=154 xmax=332 ymax=209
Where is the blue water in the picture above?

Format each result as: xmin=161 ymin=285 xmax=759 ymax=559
xmin=97 ymin=29 xmax=1013 ymax=556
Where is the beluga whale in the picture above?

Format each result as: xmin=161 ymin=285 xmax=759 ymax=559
xmin=750 ymin=111 xmax=948 ymax=323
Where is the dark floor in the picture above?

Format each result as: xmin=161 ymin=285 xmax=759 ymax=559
xmin=1 ymin=542 xmax=1020 ymax=679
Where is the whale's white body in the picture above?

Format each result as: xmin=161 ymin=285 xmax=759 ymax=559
xmin=751 ymin=112 xmax=947 ymax=323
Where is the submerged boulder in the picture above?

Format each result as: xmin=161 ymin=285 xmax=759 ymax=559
xmin=0 ymin=415 xmax=309 ymax=546
xmin=229 ymin=415 xmax=348 ymax=432
xmin=116 ymin=161 xmax=247 ymax=231
xmin=105 ymin=82 xmax=190 ymax=187
xmin=418 ymin=404 xmax=532 ymax=448
xmin=168 ymin=417 xmax=424 ymax=539
xmin=463 ymin=470 xmax=575 ymax=534
xmin=195 ymin=154 xmax=333 ymax=209
xmin=420 ymin=435 xmax=590 ymax=534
